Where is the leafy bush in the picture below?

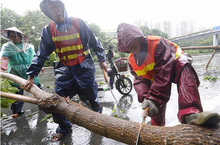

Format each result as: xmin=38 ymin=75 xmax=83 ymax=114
xmin=0 ymin=78 xmax=18 ymax=116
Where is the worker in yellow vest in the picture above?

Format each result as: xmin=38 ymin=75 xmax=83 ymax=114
xmin=117 ymin=22 xmax=220 ymax=126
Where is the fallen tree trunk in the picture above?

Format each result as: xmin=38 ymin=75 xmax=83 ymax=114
xmin=1 ymin=72 xmax=220 ymax=145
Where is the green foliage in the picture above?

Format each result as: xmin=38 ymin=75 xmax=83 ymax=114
xmin=97 ymin=81 xmax=104 ymax=85
xmin=19 ymin=10 xmax=51 ymax=52
xmin=0 ymin=78 xmax=18 ymax=109
xmin=112 ymin=107 xmax=116 ymax=113
xmin=0 ymin=8 xmax=21 ymax=30
xmin=120 ymin=110 xmax=125 ymax=114
xmin=88 ymin=23 xmax=113 ymax=51
xmin=43 ymin=51 xmax=59 ymax=67
xmin=88 ymin=23 xmax=117 ymax=62
xmin=27 ymin=114 xmax=33 ymax=117
xmin=0 ymin=8 xmax=51 ymax=52
xmin=176 ymin=36 xmax=215 ymax=47
xmin=0 ymin=79 xmax=19 ymax=94
xmin=139 ymin=26 xmax=150 ymax=35
xmin=0 ymin=8 xmax=21 ymax=47
xmin=139 ymin=25 xmax=168 ymax=38
xmin=184 ymin=50 xmax=200 ymax=55
xmin=203 ymin=76 xmax=218 ymax=81
xmin=88 ymin=23 xmax=102 ymax=37
xmin=40 ymin=114 xmax=53 ymax=123
xmin=92 ymin=56 xmax=98 ymax=62
xmin=40 ymin=114 xmax=52 ymax=122
xmin=113 ymin=115 xmax=119 ymax=118
xmin=150 ymin=28 xmax=168 ymax=38
xmin=184 ymin=49 xmax=215 ymax=55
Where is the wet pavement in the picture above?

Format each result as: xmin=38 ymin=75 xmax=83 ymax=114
xmin=1 ymin=53 xmax=220 ymax=145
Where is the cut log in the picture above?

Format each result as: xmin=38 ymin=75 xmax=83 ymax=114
xmin=1 ymin=72 xmax=220 ymax=145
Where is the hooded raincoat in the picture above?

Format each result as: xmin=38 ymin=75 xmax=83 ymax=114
xmin=1 ymin=42 xmax=41 ymax=87
xmin=27 ymin=0 xmax=105 ymax=89
xmin=1 ymin=27 xmax=41 ymax=114
xmin=117 ymin=23 xmax=203 ymax=126
xmin=27 ymin=0 xmax=106 ymax=95
xmin=26 ymin=0 xmax=105 ymax=135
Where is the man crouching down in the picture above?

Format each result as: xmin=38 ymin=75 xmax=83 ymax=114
xmin=117 ymin=22 xmax=220 ymax=127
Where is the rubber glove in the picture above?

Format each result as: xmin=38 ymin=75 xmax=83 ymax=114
xmin=142 ymin=99 xmax=159 ymax=116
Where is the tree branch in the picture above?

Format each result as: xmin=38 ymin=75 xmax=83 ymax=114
xmin=1 ymin=92 xmax=37 ymax=104
xmin=0 ymin=72 xmax=51 ymax=100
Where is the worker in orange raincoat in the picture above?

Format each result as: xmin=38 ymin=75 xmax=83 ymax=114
xmin=117 ymin=23 xmax=220 ymax=126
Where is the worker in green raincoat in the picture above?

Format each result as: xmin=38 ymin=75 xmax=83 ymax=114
xmin=1 ymin=27 xmax=42 ymax=117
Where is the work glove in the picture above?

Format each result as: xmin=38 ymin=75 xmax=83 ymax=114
xmin=142 ymin=99 xmax=159 ymax=117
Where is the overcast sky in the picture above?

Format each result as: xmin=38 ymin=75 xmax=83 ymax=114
xmin=1 ymin=0 xmax=220 ymax=30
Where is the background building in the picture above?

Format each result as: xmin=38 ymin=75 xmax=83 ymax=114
xmin=134 ymin=19 xmax=201 ymax=38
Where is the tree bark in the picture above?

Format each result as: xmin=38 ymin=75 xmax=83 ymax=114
xmin=1 ymin=92 xmax=38 ymax=104
xmin=1 ymin=72 xmax=220 ymax=145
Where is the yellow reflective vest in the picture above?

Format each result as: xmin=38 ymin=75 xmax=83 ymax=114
xmin=129 ymin=36 xmax=183 ymax=81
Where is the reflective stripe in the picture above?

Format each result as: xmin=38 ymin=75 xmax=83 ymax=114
xmin=67 ymin=54 xmax=78 ymax=60
xmin=135 ymin=62 xmax=155 ymax=76
xmin=135 ymin=46 xmax=182 ymax=76
xmin=175 ymin=46 xmax=182 ymax=60
xmin=56 ymin=44 xmax=83 ymax=53
xmin=83 ymin=49 xmax=90 ymax=55
xmin=52 ymin=33 xmax=80 ymax=41
xmin=60 ymin=49 xmax=90 ymax=60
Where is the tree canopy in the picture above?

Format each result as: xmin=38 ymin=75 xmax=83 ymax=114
xmin=1 ymin=8 xmax=51 ymax=51
xmin=88 ymin=23 xmax=113 ymax=57
xmin=139 ymin=25 xmax=168 ymax=38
